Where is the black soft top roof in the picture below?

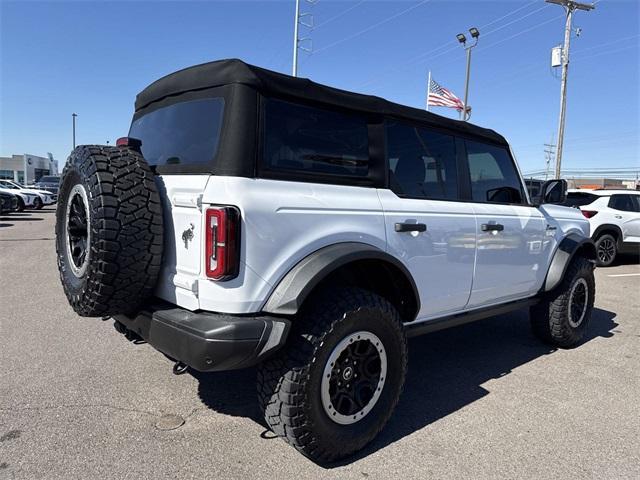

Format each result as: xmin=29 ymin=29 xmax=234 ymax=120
xmin=136 ymin=58 xmax=508 ymax=146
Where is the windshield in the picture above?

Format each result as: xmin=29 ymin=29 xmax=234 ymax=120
xmin=129 ymin=97 xmax=225 ymax=168
xmin=0 ymin=180 xmax=20 ymax=189
xmin=39 ymin=176 xmax=59 ymax=183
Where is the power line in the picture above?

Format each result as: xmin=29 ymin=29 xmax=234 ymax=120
xmin=481 ymin=0 xmax=540 ymax=30
xmin=477 ymin=14 xmax=564 ymax=53
xmin=313 ymin=0 xmax=431 ymax=55
xmin=314 ymin=0 xmax=367 ymax=30
xmin=358 ymin=1 xmax=555 ymax=90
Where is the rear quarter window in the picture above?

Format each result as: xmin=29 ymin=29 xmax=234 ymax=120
xmin=262 ymin=99 xmax=369 ymax=178
xmin=564 ymin=192 xmax=599 ymax=207
xmin=129 ymin=97 xmax=225 ymax=167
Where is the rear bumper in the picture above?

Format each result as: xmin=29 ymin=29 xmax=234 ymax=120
xmin=114 ymin=302 xmax=290 ymax=372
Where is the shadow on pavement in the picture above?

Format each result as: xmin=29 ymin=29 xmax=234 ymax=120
xmin=193 ymin=307 xmax=617 ymax=465
xmin=611 ymin=252 xmax=640 ymax=266
xmin=0 ymin=223 xmax=14 ymax=228
xmin=0 ymin=216 xmax=43 ymax=222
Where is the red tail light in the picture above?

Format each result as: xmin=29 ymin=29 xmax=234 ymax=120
xmin=116 ymin=137 xmax=142 ymax=149
xmin=205 ymin=206 xmax=240 ymax=280
xmin=581 ymin=210 xmax=598 ymax=218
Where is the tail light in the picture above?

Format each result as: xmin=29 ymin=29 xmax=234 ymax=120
xmin=205 ymin=206 xmax=240 ymax=280
xmin=116 ymin=137 xmax=142 ymax=150
xmin=581 ymin=210 xmax=598 ymax=218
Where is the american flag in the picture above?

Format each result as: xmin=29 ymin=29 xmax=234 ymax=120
xmin=427 ymin=78 xmax=464 ymax=111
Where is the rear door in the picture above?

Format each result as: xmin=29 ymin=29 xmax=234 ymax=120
xmin=462 ymin=140 xmax=550 ymax=307
xmin=608 ymin=194 xmax=640 ymax=242
xmin=128 ymin=95 xmax=226 ymax=309
xmin=378 ymin=120 xmax=476 ymax=320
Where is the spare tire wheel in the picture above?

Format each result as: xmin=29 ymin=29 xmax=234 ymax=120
xmin=55 ymin=145 xmax=163 ymax=317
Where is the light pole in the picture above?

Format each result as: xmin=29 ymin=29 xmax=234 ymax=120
xmin=546 ymin=0 xmax=595 ymax=179
xmin=72 ymin=113 xmax=78 ymax=149
xmin=456 ymin=27 xmax=480 ymax=121
xmin=292 ymin=0 xmax=300 ymax=77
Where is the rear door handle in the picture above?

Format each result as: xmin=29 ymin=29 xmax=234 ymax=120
xmin=481 ymin=223 xmax=504 ymax=232
xmin=395 ymin=222 xmax=427 ymax=233
xmin=614 ymin=215 xmax=623 ymax=219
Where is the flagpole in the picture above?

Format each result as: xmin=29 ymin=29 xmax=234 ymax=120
xmin=425 ymin=70 xmax=431 ymax=112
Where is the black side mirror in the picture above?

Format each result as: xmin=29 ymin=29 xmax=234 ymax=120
xmin=538 ymin=179 xmax=567 ymax=205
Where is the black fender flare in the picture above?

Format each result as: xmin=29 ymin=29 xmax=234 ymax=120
xmin=591 ymin=224 xmax=623 ymax=246
xmin=262 ymin=242 xmax=420 ymax=316
xmin=543 ymin=233 xmax=596 ymax=292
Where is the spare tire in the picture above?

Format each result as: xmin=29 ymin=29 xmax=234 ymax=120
xmin=55 ymin=145 xmax=163 ymax=317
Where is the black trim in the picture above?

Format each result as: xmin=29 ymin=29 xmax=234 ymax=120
xmin=113 ymin=301 xmax=290 ymax=372
xmin=395 ymin=222 xmax=427 ymax=233
xmin=262 ymin=242 xmax=420 ymax=316
xmin=404 ymin=297 xmax=539 ymax=338
xmin=543 ymin=233 xmax=596 ymax=292
xmin=591 ymin=224 xmax=624 ymax=247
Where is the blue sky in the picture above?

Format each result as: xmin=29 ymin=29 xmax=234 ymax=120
xmin=1 ymin=0 xmax=638 ymax=174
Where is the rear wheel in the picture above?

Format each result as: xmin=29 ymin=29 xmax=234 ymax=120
xmin=16 ymin=197 xmax=25 ymax=212
xmin=594 ymin=233 xmax=617 ymax=267
xmin=531 ymin=256 xmax=595 ymax=348
xmin=257 ymin=287 xmax=407 ymax=464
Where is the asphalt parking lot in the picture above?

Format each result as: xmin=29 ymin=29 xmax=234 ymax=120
xmin=1 ymin=206 xmax=639 ymax=480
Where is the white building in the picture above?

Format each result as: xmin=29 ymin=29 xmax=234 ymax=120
xmin=0 ymin=153 xmax=59 ymax=184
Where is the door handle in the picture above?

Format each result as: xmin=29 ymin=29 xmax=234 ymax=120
xmin=614 ymin=215 xmax=623 ymax=219
xmin=481 ymin=223 xmax=504 ymax=232
xmin=395 ymin=222 xmax=427 ymax=233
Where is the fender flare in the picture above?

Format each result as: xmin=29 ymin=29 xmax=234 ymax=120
xmin=591 ymin=224 xmax=623 ymax=246
xmin=543 ymin=233 xmax=596 ymax=292
xmin=262 ymin=242 xmax=420 ymax=316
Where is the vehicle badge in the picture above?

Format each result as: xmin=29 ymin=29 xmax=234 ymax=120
xmin=182 ymin=223 xmax=195 ymax=248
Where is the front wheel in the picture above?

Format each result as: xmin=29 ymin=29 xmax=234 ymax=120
xmin=531 ymin=256 xmax=595 ymax=348
xmin=257 ymin=288 xmax=407 ymax=464
xmin=33 ymin=196 xmax=43 ymax=210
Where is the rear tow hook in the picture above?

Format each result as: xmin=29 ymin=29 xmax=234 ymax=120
xmin=173 ymin=362 xmax=189 ymax=375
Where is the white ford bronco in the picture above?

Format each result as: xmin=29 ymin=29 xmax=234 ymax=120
xmin=56 ymin=59 xmax=596 ymax=463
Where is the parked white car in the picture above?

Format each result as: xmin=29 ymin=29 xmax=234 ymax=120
xmin=0 ymin=186 xmax=39 ymax=211
xmin=54 ymin=59 xmax=598 ymax=463
xmin=0 ymin=179 xmax=57 ymax=209
xmin=565 ymin=189 xmax=640 ymax=266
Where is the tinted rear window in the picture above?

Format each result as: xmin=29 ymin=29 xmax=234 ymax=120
xmin=129 ymin=98 xmax=224 ymax=167
xmin=564 ymin=192 xmax=598 ymax=207
xmin=39 ymin=176 xmax=59 ymax=183
xmin=263 ymin=99 xmax=369 ymax=177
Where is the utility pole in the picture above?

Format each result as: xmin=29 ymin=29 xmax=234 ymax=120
xmin=546 ymin=0 xmax=595 ymax=178
xmin=544 ymin=143 xmax=557 ymax=180
xmin=72 ymin=113 xmax=78 ymax=149
xmin=291 ymin=0 xmax=314 ymax=77
xmin=456 ymin=28 xmax=480 ymax=121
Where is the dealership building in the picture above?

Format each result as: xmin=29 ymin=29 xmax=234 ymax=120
xmin=0 ymin=153 xmax=59 ymax=184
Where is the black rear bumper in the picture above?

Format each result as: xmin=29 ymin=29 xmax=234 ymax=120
xmin=113 ymin=302 xmax=290 ymax=372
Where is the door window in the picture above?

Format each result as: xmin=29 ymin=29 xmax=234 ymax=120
xmin=609 ymin=194 xmax=639 ymax=212
xmin=465 ymin=140 xmax=524 ymax=204
xmin=386 ymin=120 xmax=458 ymax=200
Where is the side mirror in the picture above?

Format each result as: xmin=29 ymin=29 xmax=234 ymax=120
xmin=538 ymin=179 xmax=567 ymax=205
